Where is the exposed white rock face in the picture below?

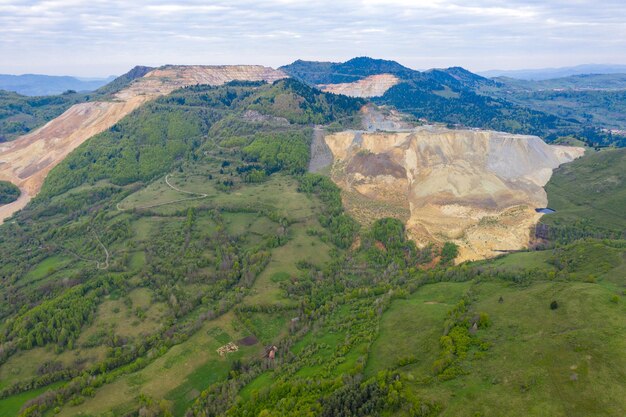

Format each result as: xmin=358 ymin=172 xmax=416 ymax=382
xmin=324 ymin=126 xmax=585 ymax=262
xmin=319 ymin=74 xmax=400 ymax=98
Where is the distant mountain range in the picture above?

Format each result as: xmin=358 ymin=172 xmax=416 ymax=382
xmin=281 ymin=57 xmax=575 ymax=138
xmin=0 ymin=73 xmax=116 ymax=96
xmin=2 ymin=58 xmax=624 ymax=147
xmin=493 ymin=73 xmax=626 ymax=91
xmin=281 ymin=57 xmax=626 ymax=146
xmin=479 ymin=64 xmax=626 ymax=80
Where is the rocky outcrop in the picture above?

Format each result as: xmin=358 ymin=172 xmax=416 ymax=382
xmin=324 ymin=126 xmax=585 ymax=262
xmin=0 ymin=65 xmax=287 ymax=223
xmin=319 ymin=74 xmax=400 ymax=97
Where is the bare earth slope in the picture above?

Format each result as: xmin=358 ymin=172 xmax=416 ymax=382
xmin=0 ymin=65 xmax=287 ymax=223
xmin=319 ymin=74 xmax=400 ymax=97
xmin=325 ymin=126 xmax=584 ymax=262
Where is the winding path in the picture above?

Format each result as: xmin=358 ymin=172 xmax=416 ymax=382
xmin=92 ymin=231 xmax=110 ymax=270
xmin=116 ymin=174 xmax=209 ymax=211
xmin=60 ymin=229 xmax=110 ymax=270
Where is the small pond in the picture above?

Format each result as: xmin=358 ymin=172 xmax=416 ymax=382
xmin=535 ymin=208 xmax=556 ymax=214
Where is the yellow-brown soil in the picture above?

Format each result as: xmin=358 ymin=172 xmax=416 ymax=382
xmin=324 ymin=126 xmax=585 ymax=262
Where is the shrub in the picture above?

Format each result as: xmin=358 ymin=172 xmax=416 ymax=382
xmin=440 ymin=242 xmax=459 ymax=265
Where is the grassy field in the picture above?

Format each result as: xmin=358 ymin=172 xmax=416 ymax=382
xmin=243 ymin=222 xmax=330 ymax=307
xmin=398 ymin=279 xmax=626 ymax=417
xmin=0 ymin=382 xmax=65 ymax=417
xmin=22 ymin=255 xmax=73 ymax=284
xmin=0 ymin=345 xmax=107 ymax=391
xmin=543 ymin=148 xmax=626 ymax=234
xmin=77 ymin=293 xmax=166 ymax=344
xmin=57 ymin=313 xmax=260 ymax=417
xmin=486 ymin=239 xmax=624 ymax=283
xmin=365 ymin=282 xmax=472 ymax=376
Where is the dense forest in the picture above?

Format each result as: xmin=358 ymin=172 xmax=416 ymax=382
xmin=0 ymin=75 xmax=624 ymax=417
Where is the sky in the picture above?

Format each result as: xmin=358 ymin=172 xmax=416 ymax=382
xmin=1 ymin=0 xmax=625 ymax=77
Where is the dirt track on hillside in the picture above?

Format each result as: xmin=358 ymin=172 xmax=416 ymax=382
xmin=116 ymin=174 xmax=208 ymax=211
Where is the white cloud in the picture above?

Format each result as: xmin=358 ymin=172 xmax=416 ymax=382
xmin=0 ymin=0 xmax=624 ymax=75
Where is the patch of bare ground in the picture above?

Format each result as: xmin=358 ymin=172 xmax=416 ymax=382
xmin=319 ymin=74 xmax=400 ymax=98
xmin=323 ymin=125 xmax=585 ymax=262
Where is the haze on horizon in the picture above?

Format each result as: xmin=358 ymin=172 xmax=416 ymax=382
xmin=1 ymin=0 xmax=625 ymax=77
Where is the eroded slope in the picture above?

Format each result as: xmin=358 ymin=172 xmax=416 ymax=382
xmin=324 ymin=126 xmax=584 ymax=262
xmin=0 ymin=65 xmax=287 ymax=223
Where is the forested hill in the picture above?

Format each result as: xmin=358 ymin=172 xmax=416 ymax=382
xmin=0 ymin=77 xmax=368 ymax=416
xmin=281 ymin=57 xmax=626 ymax=147
xmin=36 ymin=78 xmax=363 ymax=201
xmin=0 ymin=70 xmax=625 ymax=417
xmin=281 ymin=57 xmax=416 ymax=84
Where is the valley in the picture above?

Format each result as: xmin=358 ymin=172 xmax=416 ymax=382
xmin=0 ymin=59 xmax=623 ymax=417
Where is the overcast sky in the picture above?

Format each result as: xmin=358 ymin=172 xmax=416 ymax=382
xmin=1 ymin=0 xmax=625 ymax=77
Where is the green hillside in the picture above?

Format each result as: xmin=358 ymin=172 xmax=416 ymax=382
xmin=281 ymin=57 xmax=626 ymax=147
xmin=0 ymin=76 xmax=624 ymax=417
xmin=540 ymin=148 xmax=626 ymax=241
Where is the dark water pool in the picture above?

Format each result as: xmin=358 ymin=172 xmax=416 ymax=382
xmin=535 ymin=208 xmax=556 ymax=214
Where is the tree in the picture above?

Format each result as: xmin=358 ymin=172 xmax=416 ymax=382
xmin=440 ymin=242 xmax=459 ymax=265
